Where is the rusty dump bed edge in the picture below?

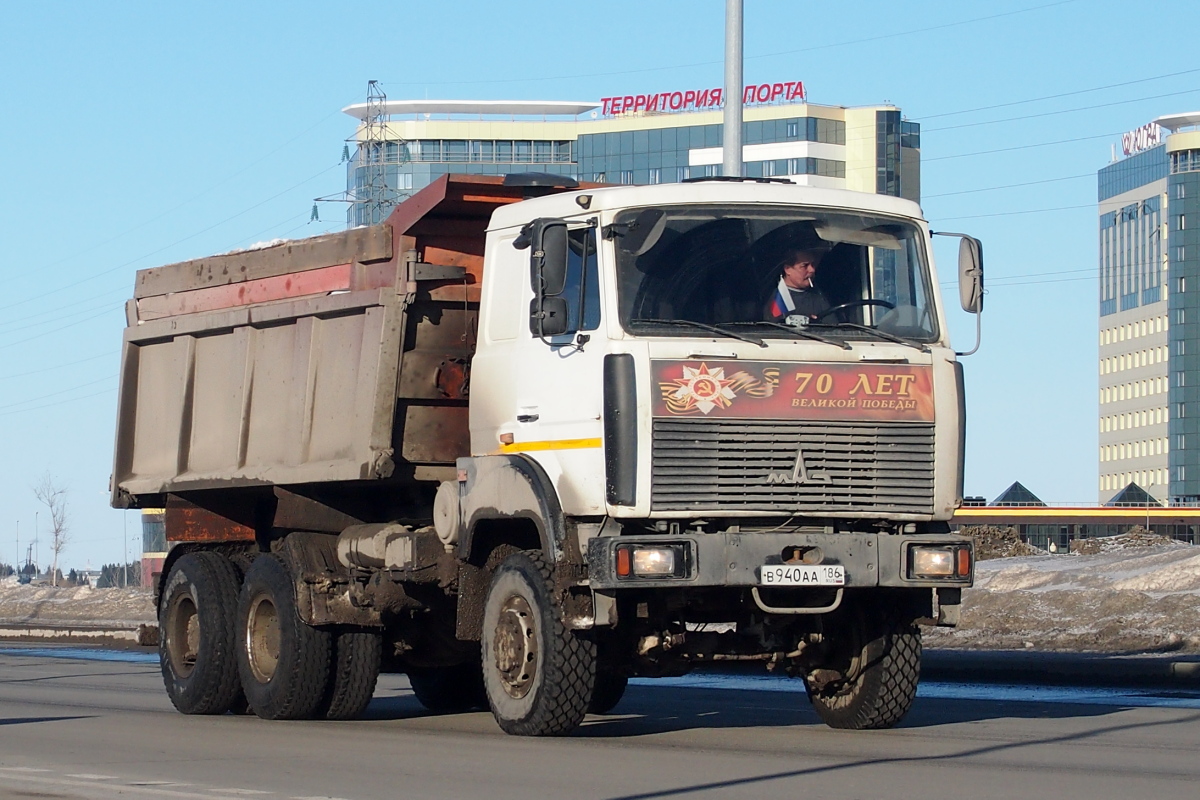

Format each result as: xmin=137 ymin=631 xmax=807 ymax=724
xmin=111 ymin=175 xmax=567 ymax=508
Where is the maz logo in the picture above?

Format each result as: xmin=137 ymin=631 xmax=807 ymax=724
xmin=766 ymin=446 xmax=830 ymax=485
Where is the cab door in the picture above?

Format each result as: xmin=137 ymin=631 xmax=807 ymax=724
xmin=510 ymin=222 xmax=608 ymax=514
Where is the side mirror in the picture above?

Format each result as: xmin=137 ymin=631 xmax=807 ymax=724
xmin=957 ymin=236 xmax=984 ymax=314
xmin=530 ymin=220 xmax=569 ymax=296
xmin=525 ymin=218 xmax=571 ymax=338
xmin=529 ymin=296 xmax=570 ymax=337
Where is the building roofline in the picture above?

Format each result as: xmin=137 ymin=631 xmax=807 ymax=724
xmin=342 ymin=100 xmax=601 ymax=120
xmin=1154 ymin=112 xmax=1200 ymax=132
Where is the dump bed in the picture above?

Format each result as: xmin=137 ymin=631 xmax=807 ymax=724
xmin=111 ymin=175 xmax=536 ymax=506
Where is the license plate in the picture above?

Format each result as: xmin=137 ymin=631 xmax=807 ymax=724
xmin=759 ymin=564 xmax=845 ymax=586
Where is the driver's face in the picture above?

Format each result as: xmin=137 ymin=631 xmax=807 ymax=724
xmin=783 ymin=258 xmax=817 ymax=289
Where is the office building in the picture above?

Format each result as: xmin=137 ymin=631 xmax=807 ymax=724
xmin=339 ymin=81 xmax=920 ymax=226
xmin=1098 ymin=112 xmax=1200 ymax=504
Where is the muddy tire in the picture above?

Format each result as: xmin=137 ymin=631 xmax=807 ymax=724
xmin=318 ymin=629 xmax=381 ymax=720
xmin=159 ymin=552 xmax=244 ymax=715
xmin=806 ymin=604 xmax=921 ymax=730
xmin=481 ymin=550 xmax=596 ymax=736
xmin=236 ymin=554 xmax=331 ymax=720
xmin=588 ymin=670 xmax=628 ymax=715
xmin=408 ymin=661 xmax=488 ymax=713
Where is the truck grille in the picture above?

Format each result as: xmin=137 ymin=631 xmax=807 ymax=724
xmin=650 ymin=419 xmax=935 ymax=514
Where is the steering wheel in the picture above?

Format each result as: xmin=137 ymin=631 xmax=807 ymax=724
xmin=812 ymin=299 xmax=895 ymax=322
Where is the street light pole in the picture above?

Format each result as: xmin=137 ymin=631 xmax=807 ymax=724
xmin=1146 ymin=479 xmax=1154 ymax=532
xmin=123 ymin=511 xmax=128 ymax=588
xmin=722 ymin=0 xmax=743 ymax=178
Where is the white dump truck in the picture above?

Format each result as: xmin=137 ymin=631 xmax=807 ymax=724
xmin=111 ymin=173 xmax=983 ymax=734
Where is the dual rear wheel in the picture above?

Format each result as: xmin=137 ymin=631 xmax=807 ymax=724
xmin=159 ymin=550 xmax=380 ymax=720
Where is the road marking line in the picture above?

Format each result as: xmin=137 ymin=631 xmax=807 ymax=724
xmin=215 ymin=790 xmax=272 ymax=795
xmin=67 ymin=773 xmax=119 ymax=779
xmin=0 ymin=771 xmax=264 ymax=800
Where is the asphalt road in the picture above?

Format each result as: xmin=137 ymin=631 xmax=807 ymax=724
xmin=2 ymin=649 xmax=1200 ymax=800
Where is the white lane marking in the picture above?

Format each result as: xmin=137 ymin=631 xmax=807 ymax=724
xmin=216 ymin=790 xmax=272 ymax=795
xmin=0 ymin=770 xmax=271 ymax=799
xmin=292 ymin=796 xmax=355 ymax=800
xmin=66 ymin=773 xmax=119 ymax=779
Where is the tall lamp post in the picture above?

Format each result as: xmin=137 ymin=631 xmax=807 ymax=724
xmin=722 ymin=0 xmax=743 ymax=178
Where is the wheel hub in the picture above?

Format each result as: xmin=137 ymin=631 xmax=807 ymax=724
xmin=245 ymin=594 xmax=280 ymax=684
xmin=166 ymin=594 xmax=199 ymax=678
xmin=492 ymin=594 xmax=537 ymax=699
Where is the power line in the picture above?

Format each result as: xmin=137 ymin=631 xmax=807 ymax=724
xmin=0 ymin=162 xmax=343 ymax=314
xmin=0 ymin=352 xmax=115 ymax=382
xmin=933 ymin=203 xmax=1095 ymax=221
xmin=0 ymin=305 xmax=123 ymax=351
xmin=0 ymin=387 xmax=116 ymax=418
xmin=0 ymin=375 xmax=115 ymax=412
xmin=0 ymin=107 xmax=352 ymax=315
xmin=0 ymin=293 xmax=127 ymax=338
xmin=379 ymin=1 xmax=1077 ymax=86
xmin=923 ymin=87 xmax=1200 ymax=133
xmin=924 ymin=173 xmax=1093 ymax=199
xmin=916 ymin=65 xmax=1200 ymax=121
xmin=925 ymin=131 xmax=1122 ymax=162
xmin=0 ymin=286 xmax=130 ymax=332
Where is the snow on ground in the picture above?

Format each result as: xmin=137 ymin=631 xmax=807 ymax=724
xmin=0 ymin=577 xmax=154 ymax=628
xmin=927 ymin=541 xmax=1200 ymax=653
xmin=4 ymin=535 xmax=1200 ymax=653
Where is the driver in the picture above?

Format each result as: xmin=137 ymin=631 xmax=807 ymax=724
xmin=765 ymin=248 xmax=830 ymax=321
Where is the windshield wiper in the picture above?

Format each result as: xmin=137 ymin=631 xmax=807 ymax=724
xmin=810 ymin=321 xmax=929 ymax=352
xmin=633 ymin=318 xmax=766 ymax=347
xmin=720 ymin=321 xmax=852 ymax=350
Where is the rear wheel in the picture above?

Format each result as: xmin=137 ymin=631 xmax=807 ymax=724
xmin=159 ymin=552 xmax=244 ymax=715
xmin=319 ymin=629 xmax=381 ymax=720
xmin=588 ymin=670 xmax=628 ymax=715
xmin=805 ymin=602 xmax=921 ymax=730
xmin=408 ymin=660 xmax=488 ymax=713
xmin=236 ymin=554 xmax=331 ymax=720
xmin=481 ymin=551 xmax=596 ymax=736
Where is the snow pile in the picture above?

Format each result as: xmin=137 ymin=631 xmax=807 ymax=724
xmin=964 ymin=525 xmax=1043 ymax=560
xmin=222 ymin=237 xmax=289 ymax=255
xmin=0 ymin=582 xmax=154 ymax=628
xmin=927 ymin=544 xmax=1200 ymax=653
xmin=1071 ymin=528 xmax=1188 ymax=555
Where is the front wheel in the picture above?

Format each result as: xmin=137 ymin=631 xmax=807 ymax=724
xmin=806 ymin=603 xmax=921 ymax=730
xmin=480 ymin=551 xmax=596 ymax=736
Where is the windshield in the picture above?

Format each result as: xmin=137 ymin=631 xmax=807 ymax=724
xmin=612 ymin=204 xmax=938 ymax=343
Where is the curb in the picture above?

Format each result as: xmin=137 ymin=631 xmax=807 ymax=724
xmin=0 ymin=621 xmax=159 ymax=646
xmin=922 ymin=648 xmax=1200 ymax=688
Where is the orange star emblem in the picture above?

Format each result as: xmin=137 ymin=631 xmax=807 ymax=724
xmin=668 ymin=363 xmax=737 ymax=415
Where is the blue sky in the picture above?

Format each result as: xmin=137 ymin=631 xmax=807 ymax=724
xmin=0 ymin=0 xmax=1195 ymax=570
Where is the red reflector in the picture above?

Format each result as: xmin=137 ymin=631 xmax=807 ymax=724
xmin=956 ymin=547 xmax=972 ymax=577
xmin=616 ymin=547 xmax=631 ymax=577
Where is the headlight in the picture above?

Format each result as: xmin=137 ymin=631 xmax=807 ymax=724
xmin=614 ymin=543 xmax=690 ymax=580
xmin=632 ymin=547 xmax=675 ymax=576
xmin=909 ymin=545 xmax=971 ymax=579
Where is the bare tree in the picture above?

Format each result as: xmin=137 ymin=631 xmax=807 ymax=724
xmin=33 ymin=474 xmax=69 ymax=588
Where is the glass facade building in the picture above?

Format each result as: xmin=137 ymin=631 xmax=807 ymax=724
xmin=341 ymin=99 xmax=921 ymax=227
xmin=1098 ymin=113 xmax=1200 ymax=504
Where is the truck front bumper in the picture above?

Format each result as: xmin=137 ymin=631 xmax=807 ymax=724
xmin=585 ymin=531 xmax=973 ymax=590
